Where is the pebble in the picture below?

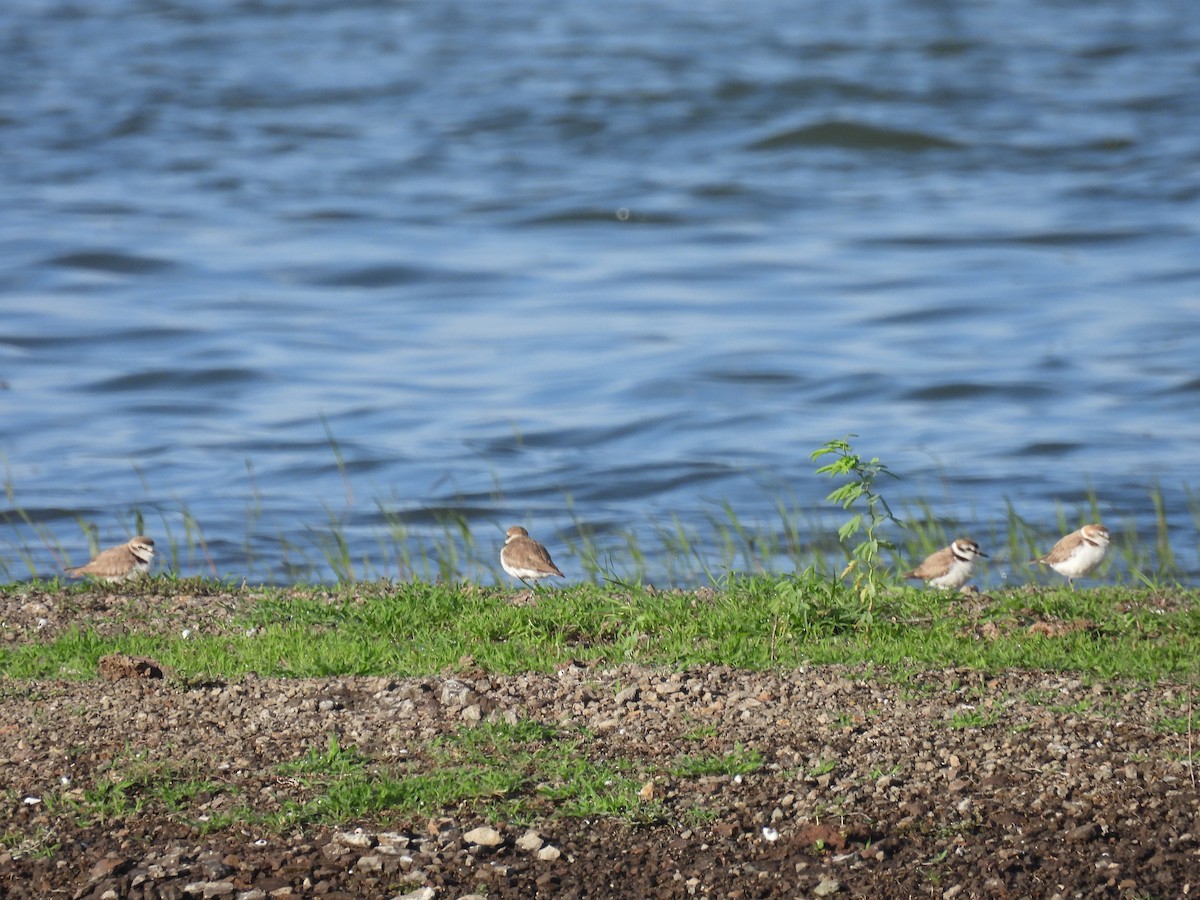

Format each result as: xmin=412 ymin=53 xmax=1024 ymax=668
xmin=516 ymin=831 xmax=545 ymax=852
xmin=1065 ymin=822 xmax=1098 ymax=843
xmin=463 ymin=827 xmax=504 ymax=847
xmin=334 ymin=831 xmax=375 ymax=849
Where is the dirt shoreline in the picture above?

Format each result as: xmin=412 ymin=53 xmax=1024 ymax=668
xmin=1 ymin=588 xmax=1198 ymax=898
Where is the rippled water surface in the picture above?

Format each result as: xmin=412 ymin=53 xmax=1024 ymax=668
xmin=3 ymin=0 xmax=1199 ymax=584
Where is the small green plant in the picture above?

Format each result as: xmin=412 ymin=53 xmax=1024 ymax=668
xmin=1 ymin=826 xmax=60 ymax=860
xmin=668 ymin=745 xmax=763 ymax=778
xmin=1154 ymin=714 xmax=1194 ymax=736
xmin=811 ymin=435 xmax=903 ymax=610
xmin=948 ymin=708 xmax=1002 ymax=729
xmin=280 ymin=734 xmax=371 ymax=777
xmin=680 ymin=806 xmax=719 ymax=828
xmin=680 ymin=723 xmax=718 ymax=741
xmin=807 ymin=758 xmax=837 ymax=778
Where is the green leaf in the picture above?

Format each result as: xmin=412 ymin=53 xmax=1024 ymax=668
xmin=827 ymin=484 xmax=864 ymax=508
xmin=853 ymin=539 xmax=879 ymax=561
xmin=836 ymin=515 xmax=863 ymax=541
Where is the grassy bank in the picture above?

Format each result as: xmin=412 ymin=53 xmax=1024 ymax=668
xmin=2 ymin=575 xmax=1197 ymax=682
xmin=2 ymin=576 xmax=1197 ymax=868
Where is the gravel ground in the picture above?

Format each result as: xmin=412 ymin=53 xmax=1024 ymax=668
xmin=2 ymin=588 xmax=1198 ymax=899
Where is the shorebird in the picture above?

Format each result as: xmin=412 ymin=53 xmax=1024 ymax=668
xmin=1032 ymin=523 xmax=1109 ymax=588
xmin=66 ymin=536 xmax=155 ymax=583
xmin=903 ymin=538 xmax=987 ymax=590
xmin=500 ymin=526 xmax=564 ymax=587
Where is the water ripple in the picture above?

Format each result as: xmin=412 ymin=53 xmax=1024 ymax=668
xmin=748 ymin=120 xmax=961 ymax=152
xmin=904 ymin=383 xmax=1056 ymax=402
xmin=84 ymin=368 xmax=263 ymax=393
xmin=44 ymin=251 xmax=176 ymax=275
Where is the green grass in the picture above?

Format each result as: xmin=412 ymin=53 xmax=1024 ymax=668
xmin=47 ymin=751 xmax=229 ymax=828
xmin=0 ymin=826 xmax=59 ymax=860
xmin=41 ymin=720 xmax=688 ymax=834
xmin=2 ymin=575 xmax=1198 ymax=682
xmin=1154 ymin=714 xmax=1196 ymax=736
xmin=667 ymin=745 xmax=763 ymax=778
xmin=947 ymin=708 xmax=1003 ymax=730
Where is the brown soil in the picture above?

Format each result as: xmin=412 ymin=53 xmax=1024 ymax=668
xmin=1 ymin=588 xmax=1198 ymax=899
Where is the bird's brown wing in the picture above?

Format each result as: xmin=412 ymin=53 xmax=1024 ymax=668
xmin=526 ymin=540 xmax=564 ymax=576
xmin=1033 ymin=531 xmax=1082 ymax=565
xmin=67 ymin=544 xmax=134 ymax=578
xmin=905 ymin=546 xmax=952 ymax=580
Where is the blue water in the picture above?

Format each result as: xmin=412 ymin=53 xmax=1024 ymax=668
xmin=2 ymin=0 xmax=1199 ymax=585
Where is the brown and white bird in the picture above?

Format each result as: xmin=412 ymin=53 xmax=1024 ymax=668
xmin=66 ymin=536 xmax=155 ymax=583
xmin=1032 ymin=523 xmax=1109 ymax=588
xmin=500 ymin=526 xmax=564 ymax=586
xmin=904 ymin=538 xmax=987 ymax=590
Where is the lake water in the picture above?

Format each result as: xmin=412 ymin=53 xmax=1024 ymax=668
xmin=2 ymin=0 xmax=1199 ymax=586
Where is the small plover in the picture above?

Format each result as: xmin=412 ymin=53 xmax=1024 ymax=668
xmin=904 ymin=538 xmax=987 ymax=590
xmin=500 ymin=526 xmax=564 ymax=586
xmin=1032 ymin=523 xmax=1109 ymax=588
xmin=66 ymin=536 xmax=155 ymax=583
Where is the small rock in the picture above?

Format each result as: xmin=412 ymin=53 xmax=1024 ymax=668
xmin=814 ymin=878 xmax=841 ymax=897
xmin=89 ymin=857 xmax=130 ymax=881
xmin=334 ymin=830 xmax=375 ymax=849
xmin=355 ymin=855 xmax=383 ymax=873
xmin=1065 ymin=822 xmax=1097 ymax=843
xmin=515 ymin=831 xmax=544 ymax=852
xmin=393 ymin=888 xmax=436 ymax=900
xmin=536 ymin=846 xmax=561 ymax=862
xmin=942 ymin=886 xmax=963 ymax=899
xmin=427 ymin=817 xmax=456 ymax=836
xmin=440 ymin=679 xmax=470 ymax=705
xmin=614 ymin=686 xmax=639 ymax=705
xmin=376 ymin=834 xmax=411 ymax=856
xmin=463 ymin=826 xmax=503 ymax=847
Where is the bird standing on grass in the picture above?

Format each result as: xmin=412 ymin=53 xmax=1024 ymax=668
xmin=500 ymin=526 xmax=564 ymax=588
xmin=903 ymin=538 xmax=987 ymax=590
xmin=1032 ymin=523 xmax=1109 ymax=588
xmin=66 ymin=536 xmax=156 ymax=583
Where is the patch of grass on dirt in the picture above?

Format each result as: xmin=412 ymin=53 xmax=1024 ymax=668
xmin=946 ymin=708 xmax=1003 ymax=729
xmin=1 ymin=576 xmax=1197 ymax=682
xmin=47 ymin=751 xmax=230 ymax=829
xmin=1154 ymin=714 xmax=1196 ymax=736
xmin=0 ymin=825 xmax=59 ymax=860
xmin=41 ymin=721 xmax=691 ymax=833
xmin=434 ymin=720 xmax=667 ymax=825
xmin=667 ymin=745 xmax=763 ymax=778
